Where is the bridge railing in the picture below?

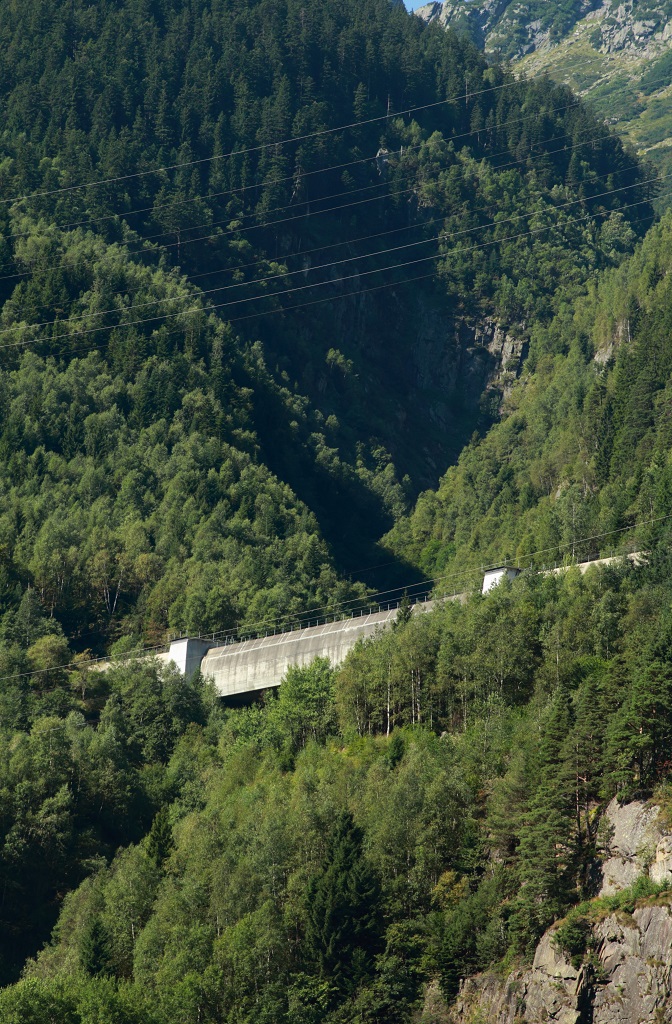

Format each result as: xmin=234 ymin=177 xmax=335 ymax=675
xmin=167 ymin=592 xmax=441 ymax=649
xmin=167 ymin=546 xmax=643 ymax=652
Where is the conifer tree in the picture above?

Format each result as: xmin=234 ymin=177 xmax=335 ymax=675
xmin=395 ymin=592 xmax=413 ymax=628
xmin=79 ymin=917 xmax=113 ymax=977
xmin=305 ymin=811 xmax=382 ymax=996
xmin=510 ymin=686 xmax=576 ymax=949
xmin=144 ymin=806 xmax=174 ymax=868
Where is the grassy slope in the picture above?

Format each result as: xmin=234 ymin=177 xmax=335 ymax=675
xmin=517 ymin=5 xmax=672 ymax=208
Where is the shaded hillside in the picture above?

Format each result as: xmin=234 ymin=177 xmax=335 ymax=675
xmin=387 ymin=210 xmax=672 ymax=579
xmin=0 ymin=0 xmax=656 ymax=641
xmin=0 ymin=0 xmax=667 ymax=1006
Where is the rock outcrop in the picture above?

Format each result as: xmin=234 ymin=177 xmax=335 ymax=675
xmin=415 ymin=0 xmax=672 ymax=62
xmin=447 ymin=903 xmax=672 ymax=1023
xmin=586 ymin=0 xmax=672 ymax=58
xmin=599 ymin=796 xmax=662 ymax=895
xmin=434 ymin=799 xmax=672 ymax=1024
xmin=411 ymin=312 xmax=526 ymax=439
xmin=414 ymin=0 xmax=511 ymax=51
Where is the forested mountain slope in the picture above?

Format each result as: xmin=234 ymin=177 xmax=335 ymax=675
xmin=6 ymin=538 xmax=672 ymax=1022
xmin=417 ymin=0 xmax=672 ymax=203
xmin=0 ymin=0 xmax=653 ymax=656
xmin=416 ymin=0 xmax=604 ymax=56
xmin=387 ymin=210 xmax=672 ymax=579
xmin=415 ymin=0 xmax=672 ymax=60
xmin=0 ymin=0 xmax=670 ymax=1018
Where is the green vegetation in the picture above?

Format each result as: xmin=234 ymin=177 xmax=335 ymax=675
xmin=425 ymin=0 xmax=672 ymax=210
xmin=423 ymin=0 xmax=605 ymax=56
xmin=3 ymin=556 xmax=672 ymax=1019
xmin=553 ymin=875 xmax=672 ymax=967
xmin=0 ymin=0 xmax=653 ymax=658
xmin=388 ymin=211 xmax=672 ymax=580
xmin=3 ymin=0 xmax=672 ymax=1018
xmin=512 ymin=2 xmax=672 ymax=209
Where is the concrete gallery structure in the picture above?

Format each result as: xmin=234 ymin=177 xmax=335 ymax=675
xmin=106 ymin=553 xmax=640 ymax=699
xmin=163 ymin=602 xmax=435 ymax=699
xmin=481 ymin=565 xmax=521 ymax=594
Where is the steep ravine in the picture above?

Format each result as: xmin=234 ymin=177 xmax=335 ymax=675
xmin=253 ymin=284 xmax=527 ymax=590
xmin=425 ymin=799 xmax=672 ymax=1024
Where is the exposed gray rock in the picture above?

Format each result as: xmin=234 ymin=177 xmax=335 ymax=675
xmin=415 ymin=0 xmax=672 ymax=62
xmin=411 ymin=312 xmax=525 ymax=434
xmin=415 ymin=0 xmax=510 ymax=50
xmin=448 ymin=904 xmax=672 ymax=1022
xmin=591 ymin=905 xmax=672 ymax=1023
xmin=590 ymin=0 xmax=672 ymax=57
xmin=599 ymin=796 xmax=662 ymax=896
xmin=445 ymin=800 xmax=672 ymax=1023
xmin=600 ymin=854 xmax=642 ymax=894
xmin=449 ymin=970 xmax=526 ymax=1024
xmin=650 ymin=834 xmax=672 ymax=884
xmin=523 ymin=931 xmax=583 ymax=1023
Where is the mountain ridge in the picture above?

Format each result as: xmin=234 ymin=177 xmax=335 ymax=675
xmin=416 ymin=0 xmax=672 ymax=196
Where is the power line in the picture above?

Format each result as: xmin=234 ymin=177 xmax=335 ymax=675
xmin=0 ymin=199 xmax=659 ymax=386
xmin=0 ymin=51 xmax=617 ymax=210
xmin=154 ymin=116 xmax=659 ymax=286
xmin=0 ymin=177 xmax=661 ymax=354
xmin=81 ymin=119 xmax=652 ymax=258
xmin=0 ymin=95 xmax=653 ymax=289
xmin=5 ymin=69 xmax=622 ymax=245
xmin=0 ymin=181 xmax=417 ymax=285
xmin=220 ymin=196 xmax=660 ymax=325
xmin=3 ymin=148 xmax=402 ymax=243
xmin=0 ymin=162 xmax=661 ymax=343
xmin=112 ymin=512 xmax=672 ymax=644
xmin=6 ymin=194 xmax=660 ymax=374
xmin=0 ymin=510 xmax=666 ymax=685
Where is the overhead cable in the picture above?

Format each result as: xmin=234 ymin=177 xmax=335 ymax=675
xmin=0 ymin=163 xmax=663 ymax=341
xmin=0 ymin=50 xmax=618 ymax=208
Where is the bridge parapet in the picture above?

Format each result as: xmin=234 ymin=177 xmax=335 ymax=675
xmin=201 ymin=602 xmax=435 ymax=698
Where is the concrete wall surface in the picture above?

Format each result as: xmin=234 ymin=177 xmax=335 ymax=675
xmin=482 ymin=566 xmax=521 ymax=594
xmin=165 ymin=637 xmax=218 ymax=677
xmin=545 ymin=551 xmax=645 ymax=576
xmin=87 ymin=551 xmax=644 ymax=694
xmin=201 ymin=602 xmax=435 ymax=697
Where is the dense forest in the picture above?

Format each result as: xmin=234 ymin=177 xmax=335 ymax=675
xmin=2 ymin=0 xmax=672 ymax=1019
xmin=0 ymin=0 xmax=654 ymax=648
xmin=387 ymin=210 xmax=672 ymax=582
xmin=5 ymin=552 xmax=672 ymax=1022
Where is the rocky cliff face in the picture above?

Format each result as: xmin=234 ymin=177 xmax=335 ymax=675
xmin=425 ymin=799 xmax=672 ymax=1024
xmin=447 ymin=905 xmax=672 ymax=1024
xmin=587 ymin=0 xmax=672 ymax=58
xmin=415 ymin=0 xmax=672 ymax=60
xmin=411 ymin=312 xmax=525 ymax=426
xmin=385 ymin=299 xmax=527 ymax=479
xmin=414 ymin=0 xmax=511 ymax=51
xmin=600 ymin=797 xmax=664 ymax=894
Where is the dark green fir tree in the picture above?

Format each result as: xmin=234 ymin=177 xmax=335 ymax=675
xmin=306 ymin=811 xmax=382 ymax=996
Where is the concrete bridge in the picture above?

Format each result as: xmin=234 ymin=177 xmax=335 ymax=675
xmin=160 ymin=600 xmax=437 ymax=698
xmin=104 ymin=550 xmax=643 ymax=698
